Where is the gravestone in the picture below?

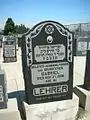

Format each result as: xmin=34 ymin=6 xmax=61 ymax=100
xmin=21 ymin=21 xmax=74 ymax=104
xmin=15 ymin=36 xmax=18 ymax=51
xmin=84 ymin=50 xmax=90 ymax=90
xmin=18 ymin=34 xmax=23 ymax=47
xmin=77 ymin=41 xmax=87 ymax=56
xmin=0 ymin=36 xmax=2 ymax=48
xmin=76 ymin=36 xmax=90 ymax=56
xmin=73 ymin=38 xmax=77 ymax=56
xmin=0 ymin=69 xmax=7 ymax=109
xmin=3 ymin=36 xmax=17 ymax=62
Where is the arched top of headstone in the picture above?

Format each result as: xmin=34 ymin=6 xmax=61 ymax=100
xmin=22 ymin=20 xmax=74 ymax=67
xmin=23 ymin=20 xmax=73 ymax=37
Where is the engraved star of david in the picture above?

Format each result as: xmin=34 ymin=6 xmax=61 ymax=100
xmin=45 ymin=25 xmax=54 ymax=34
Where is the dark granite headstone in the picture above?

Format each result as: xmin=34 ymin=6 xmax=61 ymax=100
xmin=77 ymin=41 xmax=87 ymax=56
xmin=3 ymin=36 xmax=17 ymax=62
xmin=0 ymin=35 xmax=3 ymax=48
xmin=73 ymin=38 xmax=77 ymax=56
xmin=0 ymin=69 xmax=7 ymax=109
xmin=15 ymin=36 xmax=18 ymax=51
xmin=84 ymin=50 xmax=90 ymax=90
xmin=76 ymin=36 xmax=90 ymax=56
xmin=18 ymin=37 xmax=22 ymax=47
xmin=0 ymin=38 xmax=2 ymax=48
xmin=21 ymin=21 xmax=74 ymax=104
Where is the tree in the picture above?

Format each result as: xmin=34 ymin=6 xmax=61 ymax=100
xmin=4 ymin=18 xmax=15 ymax=35
xmin=15 ymin=24 xmax=29 ymax=34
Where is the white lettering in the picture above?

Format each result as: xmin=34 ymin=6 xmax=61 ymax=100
xmin=34 ymin=44 xmax=65 ymax=62
xmin=33 ymin=85 xmax=68 ymax=96
xmin=31 ymin=62 xmax=69 ymax=85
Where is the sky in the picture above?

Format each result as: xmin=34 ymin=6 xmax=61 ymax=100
xmin=0 ymin=0 xmax=90 ymax=28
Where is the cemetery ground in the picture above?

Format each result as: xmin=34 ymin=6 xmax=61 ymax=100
xmin=0 ymin=47 xmax=90 ymax=120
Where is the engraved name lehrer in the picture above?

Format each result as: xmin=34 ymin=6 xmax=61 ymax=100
xmin=33 ymin=84 xmax=68 ymax=96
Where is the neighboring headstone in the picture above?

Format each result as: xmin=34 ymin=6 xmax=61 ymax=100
xmin=73 ymin=38 xmax=77 ymax=56
xmin=0 ymin=36 xmax=2 ymax=48
xmin=84 ymin=50 xmax=90 ymax=90
xmin=15 ymin=36 xmax=18 ymax=51
xmin=21 ymin=21 xmax=74 ymax=104
xmin=77 ymin=41 xmax=87 ymax=55
xmin=18 ymin=34 xmax=23 ymax=47
xmin=3 ymin=36 xmax=17 ymax=62
xmin=0 ymin=69 xmax=7 ymax=109
xmin=76 ymin=36 xmax=90 ymax=56
xmin=18 ymin=38 xmax=22 ymax=47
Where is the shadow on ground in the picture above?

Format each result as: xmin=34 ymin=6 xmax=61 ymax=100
xmin=8 ymin=90 xmax=26 ymax=101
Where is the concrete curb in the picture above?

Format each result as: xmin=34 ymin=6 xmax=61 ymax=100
xmin=0 ymin=98 xmax=21 ymax=120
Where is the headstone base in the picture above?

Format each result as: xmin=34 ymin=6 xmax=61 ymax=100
xmin=4 ymin=57 xmax=17 ymax=63
xmin=74 ymin=85 xmax=90 ymax=112
xmin=23 ymin=93 xmax=79 ymax=120
xmin=0 ymin=98 xmax=21 ymax=120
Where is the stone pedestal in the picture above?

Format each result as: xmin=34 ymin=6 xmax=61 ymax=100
xmin=0 ymin=98 xmax=21 ymax=120
xmin=23 ymin=93 xmax=79 ymax=120
xmin=74 ymin=86 xmax=90 ymax=112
